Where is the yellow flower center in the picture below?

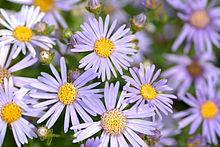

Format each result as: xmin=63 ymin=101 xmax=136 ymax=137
xmin=1 ymin=102 xmax=22 ymax=123
xmin=101 ymin=109 xmax=127 ymax=135
xmin=190 ymin=10 xmax=210 ymax=28
xmin=0 ymin=66 xmax=11 ymax=88
xmin=33 ymin=0 xmax=54 ymax=12
xmin=201 ymin=101 xmax=218 ymax=119
xmin=187 ymin=61 xmax=202 ymax=78
xmin=58 ymin=83 xmax=77 ymax=105
xmin=94 ymin=38 xmax=114 ymax=58
xmin=140 ymin=83 xmax=157 ymax=100
xmin=13 ymin=26 xmax=33 ymax=42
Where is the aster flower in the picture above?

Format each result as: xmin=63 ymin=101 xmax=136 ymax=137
xmin=122 ymin=62 xmax=177 ymax=119
xmin=8 ymin=0 xmax=79 ymax=28
xmin=71 ymin=82 xmax=155 ymax=147
xmin=0 ymin=45 xmax=38 ymax=88
xmin=71 ymin=15 xmax=136 ymax=81
xmin=30 ymin=57 xmax=103 ymax=133
xmin=0 ymin=78 xmax=41 ymax=146
xmin=174 ymin=77 xmax=220 ymax=145
xmin=167 ymin=0 xmax=220 ymax=53
xmin=80 ymin=137 xmax=101 ymax=147
xmin=162 ymin=53 xmax=220 ymax=95
xmin=0 ymin=5 xmax=55 ymax=58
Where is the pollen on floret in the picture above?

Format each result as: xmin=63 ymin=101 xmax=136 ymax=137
xmin=13 ymin=26 xmax=33 ymax=42
xmin=201 ymin=101 xmax=218 ymax=119
xmin=190 ymin=10 xmax=210 ymax=28
xmin=58 ymin=83 xmax=77 ymax=105
xmin=94 ymin=37 xmax=114 ymax=58
xmin=33 ymin=0 xmax=54 ymax=12
xmin=140 ymin=83 xmax=157 ymax=100
xmin=1 ymin=102 xmax=22 ymax=123
xmin=0 ymin=66 xmax=11 ymax=88
xmin=101 ymin=109 xmax=127 ymax=135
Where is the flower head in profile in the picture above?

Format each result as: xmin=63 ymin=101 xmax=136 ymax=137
xmin=122 ymin=62 xmax=177 ymax=119
xmin=162 ymin=53 xmax=220 ymax=95
xmin=8 ymin=0 xmax=79 ymax=28
xmin=0 ymin=6 xmax=55 ymax=58
xmin=71 ymin=82 xmax=155 ymax=147
xmin=167 ymin=0 xmax=220 ymax=53
xmin=30 ymin=57 xmax=103 ymax=133
xmin=0 ymin=45 xmax=38 ymax=88
xmin=174 ymin=77 xmax=220 ymax=145
xmin=71 ymin=15 xmax=137 ymax=81
xmin=0 ymin=78 xmax=41 ymax=146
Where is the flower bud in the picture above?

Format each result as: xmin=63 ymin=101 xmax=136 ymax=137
xmin=37 ymin=126 xmax=50 ymax=139
xmin=40 ymin=51 xmax=54 ymax=65
xmin=87 ymin=0 xmax=103 ymax=14
xmin=187 ymin=134 xmax=207 ymax=147
xmin=33 ymin=21 xmax=48 ymax=34
xmin=61 ymin=28 xmax=73 ymax=40
xmin=69 ymin=34 xmax=78 ymax=48
xmin=130 ymin=13 xmax=146 ymax=32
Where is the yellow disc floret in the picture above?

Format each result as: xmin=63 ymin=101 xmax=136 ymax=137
xmin=33 ymin=0 xmax=54 ymax=12
xmin=201 ymin=101 xmax=218 ymax=119
xmin=13 ymin=26 xmax=33 ymax=42
xmin=0 ymin=66 xmax=11 ymax=88
xmin=94 ymin=38 xmax=114 ymax=58
xmin=58 ymin=83 xmax=77 ymax=105
xmin=140 ymin=83 xmax=157 ymax=100
xmin=190 ymin=10 xmax=210 ymax=28
xmin=1 ymin=102 xmax=22 ymax=123
xmin=101 ymin=109 xmax=127 ymax=135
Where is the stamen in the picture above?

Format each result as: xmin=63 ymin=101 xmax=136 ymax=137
xmin=201 ymin=101 xmax=218 ymax=119
xmin=1 ymin=102 xmax=22 ymax=123
xmin=190 ymin=10 xmax=210 ymax=28
xmin=0 ymin=66 xmax=11 ymax=88
xmin=140 ymin=83 xmax=157 ymax=100
xmin=94 ymin=38 xmax=114 ymax=58
xmin=187 ymin=60 xmax=202 ymax=78
xmin=101 ymin=109 xmax=127 ymax=135
xmin=13 ymin=26 xmax=33 ymax=42
xmin=58 ymin=83 xmax=77 ymax=105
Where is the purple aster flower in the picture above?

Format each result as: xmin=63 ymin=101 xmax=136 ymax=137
xmin=71 ymin=15 xmax=136 ymax=81
xmin=122 ymin=62 xmax=177 ymax=119
xmin=0 ymin=6 xmax=55 ymax=58
xmin=30 ymin=57 xmax=103 ymax=133
xmin=8 ymin=0 xmax=80 ymax=28
xmin=174 ymin=77 xmax=220 ymax=145
xmin=71 ymin=82 xmax=155 ymax=147
xmin=0 ymin=78 xmax=42 ymax=146
xmin=0 ymin=45 xmax=38 ymax=88
xmin=80 ymin=137 xmax=101 ymax=147
xmin=167 ymin=0 xmax=220 ymax=53
xmin=162 ymin=53 xmax=220 ymax=96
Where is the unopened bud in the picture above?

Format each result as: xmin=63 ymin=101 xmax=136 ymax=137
xmin=33 ymin=21 xmax=48 ymax=34
xmin=37 ymin=126 xmax=50 ymax=139
xmin=40 ymin=51 xmax=54 ymax=65
xmin=62 ymin=28 xmax=73 ymax=39
xmin=69 ymin=34 xmax=78 ymax=48
xmin=130 ymin=13 xmax=146 ymax=32
xmin=87 ymin=0 xmax=103 ymax=14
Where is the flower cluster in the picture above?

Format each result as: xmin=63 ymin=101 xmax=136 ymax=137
xmin=0 ymin=0 xmax=220 ymax=146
